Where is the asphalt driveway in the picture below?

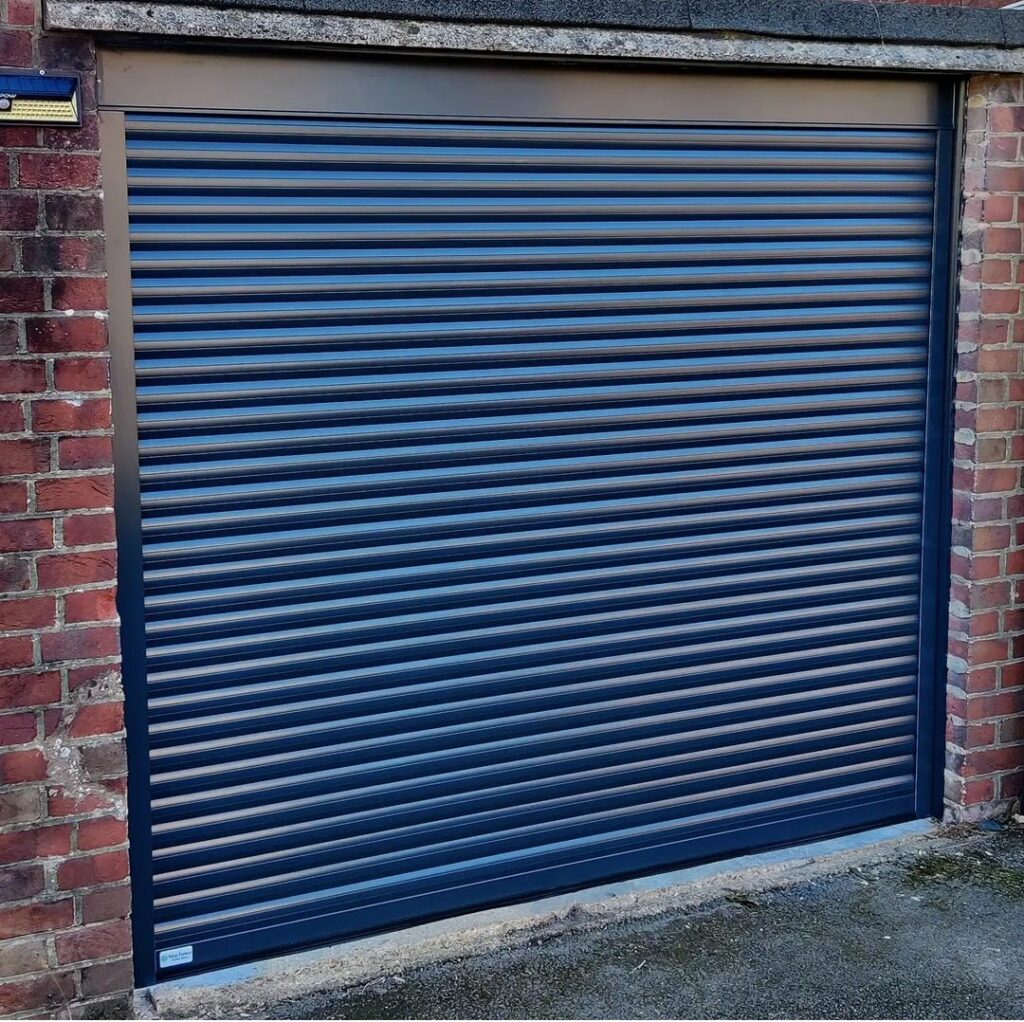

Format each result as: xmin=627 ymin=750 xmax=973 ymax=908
xmin=154 ymin=824 xmax=1024 ymax=1020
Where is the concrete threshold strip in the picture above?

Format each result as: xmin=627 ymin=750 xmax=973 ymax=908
xmin=137 ymin=819 xmax=937 ymax=1019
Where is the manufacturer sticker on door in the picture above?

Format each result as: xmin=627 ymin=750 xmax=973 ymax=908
xmin=159 ymin=946 xmax=194 ymax=969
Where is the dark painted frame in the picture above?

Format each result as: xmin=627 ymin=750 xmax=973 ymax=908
xmin=99 ymin=52 xmax=962 ymax=987
xmin=916 ymin=80 xmax=965 ymax=819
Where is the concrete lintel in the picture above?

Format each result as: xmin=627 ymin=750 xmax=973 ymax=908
xmin=47 ymin=0 xmax=1024 ymax=75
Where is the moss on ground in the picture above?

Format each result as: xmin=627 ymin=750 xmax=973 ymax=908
xmin=905 ymin=848 xmax=1024 ymax=898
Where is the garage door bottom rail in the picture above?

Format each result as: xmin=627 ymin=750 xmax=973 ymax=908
xmin=156 ymin=794 xmax=910 ymax=975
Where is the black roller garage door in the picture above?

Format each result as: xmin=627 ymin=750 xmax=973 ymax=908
xmin=100 ymin=52 xmax=954 ymax=983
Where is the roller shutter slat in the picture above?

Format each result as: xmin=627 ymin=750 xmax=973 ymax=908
xmin=124 ymin=106 xmax=941 ymax=975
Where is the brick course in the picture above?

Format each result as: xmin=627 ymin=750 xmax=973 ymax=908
xmin=946 ymin=75 xmax=1024 ymax=819
xmin=0 ymin=0 xmax=132 ymax=1016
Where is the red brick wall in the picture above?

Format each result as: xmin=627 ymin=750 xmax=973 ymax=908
xmin=946 ymin=75 xmax=1024 ymax=820
xmin=0 ymin=2 xmax=132 ymax=1017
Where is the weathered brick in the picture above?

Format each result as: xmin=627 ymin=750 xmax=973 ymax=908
xmin=0 ymin=439 xmax=50 ymax=476
xmin=37 ymin=32 xmax=96 ymax=71
xmin=962 ymin=745 xmax=1024 ymax=776
xmin=1 ymin=553 xmax=37 ymax=592
xmin=0 ymin=748 xmax=46 ymax=783
xmin=968 ymin=406 xmax=1014 ymax=436
xmin=974 ymin=437 xmax=1007 ymax=464
xmin=77 ymin=816 xmax=128 ymax=851
xmin=982 ymin=226 xmax=1023 ymax=254
xmin=41 ymin=625 xmax=120 ymax=664
xmin=0 ymin=899 xmax=73 ymax=940
xmin=35 ymin=473 xmax=114 ymax=513
xmin=67 ymin=663 xmax=119 ymax=694
xmin=54 ymin=357 xmax=110 ymax=394
xmin=0 ymin=484 xmax=29 ymax=516
xmin=64 ymin=587 xmax=118 ymax=624
xmin=43 ymin=114 xmax=100 ymax=152
xmin=55 ymin=918 xmax=131 ymax=965
xmin=0 ymin=277 xmax=44 ymax=315
xmin=0 ymin=484 xmax=30 ymax=516
xmin=0 ymin=595 xmax=56 ymax=631
xmin=978 ymin=347 xmax=1021 ymax=374
xmin=969 ymin=610 xmax=1000 ymax=638
xmin=0 ymin=825 xmax=71 ymax=865
xmin=0 ymin=865 xmax=45 ymax=903
xmin=80 ymin=883 xmax=131 ymax=924
xmin=0 ymin=361 xmax=47 ymax=395
xmin=68 ymin=701 xmax=124 ymax=738
xmin=0 ymin=320 xmax=19 ymax=355
xmin=0 ymin=519 xmax=54 ymax=554
xmin=0 ymin=29 xmax=33 ymax=66
xmin=58 ymin=435 xmax=113 ymax=470
xmin=967 ymin=690 xmax=1024 ymax=721
xmin=972 ymin=580 xmax=1012 ymax=611
xmin=57 ymin=850 xmax=129 ymax=891
xmin=43 ymin=193 xmax=103 ymax=232
xmin=36 ymin=550 xmax=116 ymax=589
xmin=0 ymin=401 xmax=27 ymax=433
xmin=26 ymin=316 xmax=108 ymax=353
xmin=986 ymin=163 xmax=1024 ymax=191
xmin=982 ymin=195 xmax=1016 ymax=223
xmin=0 ymin=124 xmax=36 ymax=147
xmin=0 ymin=788 xmax=42 ymax=827
xmin=31 ymin=397 xmax=111 ymax=433
xmin=0 ymin=671 xmax=61 ymax=710
xmin=963 ymin=776 xmax=996 ymax=806
xmin=0 ymin=236 xmax=15 ymax=272
xmin=77 ymin=740 xmax=127 ymax=781
xmin=0 ymin=937 xmax=49 ymax=980
xmin=19 ymin=153 xmax=100 ymax=190
xmin=0 ymin=972 xmax=76 ymax=1015
xmin=999 ymin=769 xmax=1024 ymax=800
xmin=21 ymin=236 xmax=104 ymax=274
xmin=48 ymin=788 xmax=115 ymax=819
xmin=999 ymin=716 xmax=1024 ymax=744
xmin=980 ymin=288 xmax=1020 ymax=314
xmin=967 ymin=721 xmax=997 ymax=746
xmin=50 ymin=275 xmax=107 ymax=312
xmin=0 ymin=636 xmax=34 ymax=672
xmin=1002 ymin=661 xmax=1024 ymax=689
xmin=63 ymin=513 xmax=116 ymax=548
xmin=5 ymin=0 xmax=37 ymax=24
xmin=81 ymin=957 xmax=134 ymax=998
xmin=0 ymin=194 xmax=39 ymax=231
